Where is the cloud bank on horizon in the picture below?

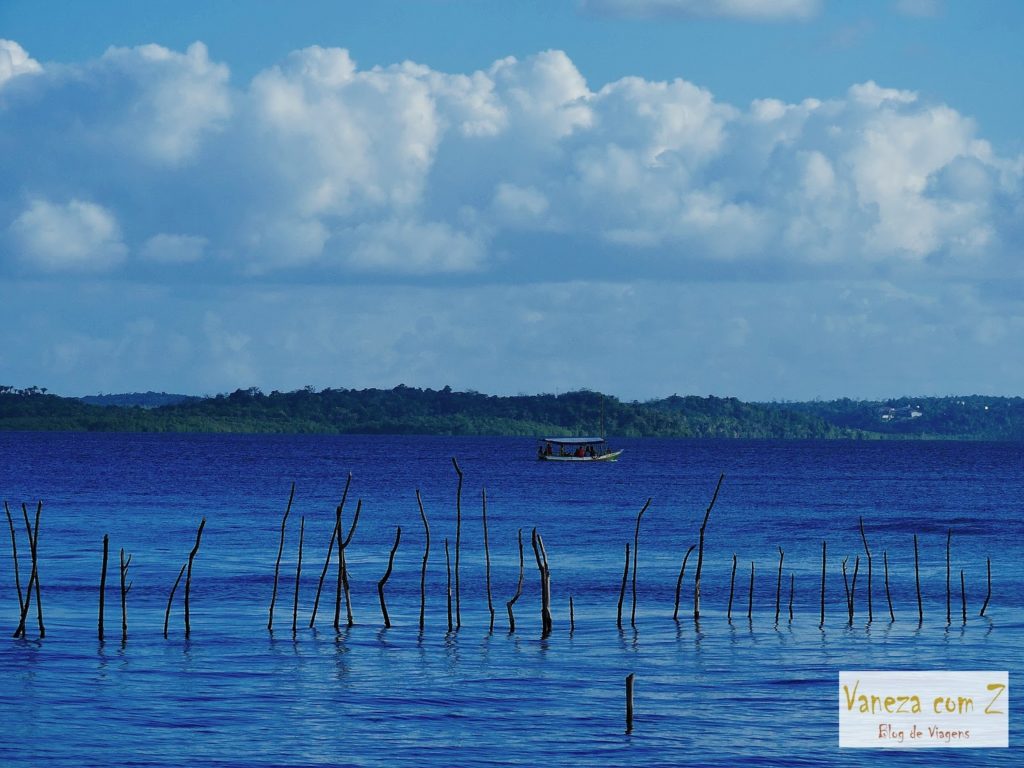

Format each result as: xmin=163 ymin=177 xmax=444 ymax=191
xmin=1 ymin=36 xmax=1022 ymax=400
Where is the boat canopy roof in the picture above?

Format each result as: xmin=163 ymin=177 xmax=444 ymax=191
xmin=541 ymin=437 xmax=606 ymax=445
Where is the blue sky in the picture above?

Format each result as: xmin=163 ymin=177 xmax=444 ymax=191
xmin=1 ymin=0 xmax=1022 ymax=400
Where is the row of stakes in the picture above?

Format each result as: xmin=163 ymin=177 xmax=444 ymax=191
xmin=6 ymin=465 xmax=996 ymax=646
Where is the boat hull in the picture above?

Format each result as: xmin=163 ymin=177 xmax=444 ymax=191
xmin=539 ymin=450 xmax=622 ymax=462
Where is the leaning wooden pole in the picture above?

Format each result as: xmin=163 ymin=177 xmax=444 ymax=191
xmin=310 ymin=473 xmax=351 ymax=628
xmin=842 ymin=557 xmax=850 ymax=621
xmin=268 ymin=482 xmax=295 ymax=631
xmin=694 ymin=473 xmax=725 ymax=620
xmin=849 ymin=556 xmax=860 ymax=624
xmin=506 ymin=528 xmax=524 ymax=633
xmin=99 ymin=533 xmax=109 ymax=641
xmin=292 ymin=516 xmax=305 ymax=635
xmin=747 ymin=561 xmax=754 ymax=621
xmin=819 ymin=540 xmax=827 ymax=629
xmin=630 ymin=498 xmax=651 ymax=628
xmin=979 ymin=557 xmax=991 ymax=617
xmin=335 ymin=499 xmax=362 ymax=629
xmin=163 ymin=563 xmax=186 ymax=639
xmin=673 ymin=545 xmax=696 ymax=621
xmin=416 ymin=490 xmax=430 ymax=631
xmin=775 ymin=547 xmax=784 ymax=625
xmin=119 ymin=548 xmax=132 ymax=644
xmin=788 ymin=573 xmax=794 ymax=622
xmin=727 ymin=553 xmax=737 ymax=622
xmin=960 ymin=569 xmax=966 ymax=624
xmin=23 ymin=502 xmax=44 ymax=638
xmin=617 ymin=542 xmax=630 ymax=629
xmin=378 ymin=527 xmax=402 ymax=628
xmin=184 ymin=517 xmax=206 ymax=639
xmin=859 ymin=517 xmax=873 ymax=623
xmin=945 ymin=529 xmax=952 ymax=625
xmin=538 ymin=532 xmax=553 ymax=634
xmin=4 ymin=502 xmax=24 ymax=617
xmin=914 ymin=534 xmax=923 ymax=623
xmin=482 ymin=487 xmax=495 ymax=632
xmin=451 ymin=457 xmax=463 ymax=629
xmin=531 ymin=529 xmax=550 ymax=635
xmin=883 ymin=550 xmax=895 ymax=621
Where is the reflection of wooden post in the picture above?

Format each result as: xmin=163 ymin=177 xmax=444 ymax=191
xmin=625 ymin=673 xmax=635 ymax=734
xmin=883 ymin=551 xmax=895 ymax=621
xmin=617 ymin=543 xmax=630 ymax=628
xmin=980 ymin=557 xmax=992 ymax=617
xmin=694 ymin=474 xmax=724 ymax=620
xmin=163 ymin=563 xmax=186 ymax=639
xmin=268 ymin=482 xmax=295 ymax=631
xmin=416 ymin=490 xmax=430 ymax=631
xmin=292 ymin=516 xmax=304 ymax=635
xmin=506 ymin=529 xmax=524 ymax=632
xmin=310 ymin=473 xmax=350 ymax=628
xmin=673 ymin=545 xmax=695 ymax=621
xmin=914 ymin=534 xmax=923 ymax=623
xmin=859 ymin=517 xmax=873 ymax=623
xmin=378 ymin=527 xmax=402 ymax=628
xmin=451 ymin=458 xmax=463 ymax=629
xmin=727 ymin=554 xmax=737 ymax=623
xmin=775 ymin=547 xmax=784 ymax=625
xmin=184 ymin=518 xmax=206 ymax=639
xmin=819 ymin=541 xmax=826 ymax=629
xmin=631 ymin=499 xmax=651 ymax=628
xmin=482 ymin=488 xmax=494 ymax=632
xmin=945 ymin=529 xmax=952 ymax=625
xmin=119 ymin=548 xmax=132 ymax=643
xmin=99 ymin=534 xmax=109 ymax=641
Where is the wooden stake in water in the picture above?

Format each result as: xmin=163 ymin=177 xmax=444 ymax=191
xmin=747 ymin=561 xmax=754 ymax=621
xmin=859 ymin=517 xmax=873 ymax=623
xmin=163 ymin=563 xmax=186 ymax=639
xmin=119 ymin=548 xmax=132 ymax=644
xmin=451 ymin=457 xmax=463 ymax=630
xmin=625 ymin=673 xmax=635 ymax=734
xmin=617 ymin=542 xmax=630 ymax=629
xmin=960 ymin=569 xmax=966 ymax=625
xmin=914 ymin=534 xmax=923 ymax=623
xmin=531 ymin=528 xmax=552 ymax=635
xmin=980 ymin=557 xmax=992 ymax=617
xmin=694 ymin=473 xmax=724 ymax=620
xmin=4 ymin=502 xmax=24 ymax=618
xmin=883 ymin=550 xmax=895 ymax=622
xmin=335 ymin=498 xmax=362 ymax=629
xmin=292 ymin=516 xmax=305 ymax=635
xmin=631 ymin=498 xmax=651 ymax=628
xmin=13 ymin=502 xmax=43 ymax=639
xmin=99 ymin=533 xmax=109 ymax=641
xmin=416 ymin=489 xmax=430 ymax=631
xmin=378 ymin=526 xmax=401 ymax=628
xmin=569 ymin=595 xmax=575 ymax=633
xmin=775 ymin=547 xmax=784 ymax=625
xmin=268 ymin=482 xmax=295 ymax=631
xmin=727 ymin=553 xmax=737 ymax=623
xmin=506 ymin=528 xmax=524 ymax=633
xmin=444 ymin=537 xmax=453 ymax=632
xmin=310 ymin=473 xmax=350 ymax=628
xmin=788 ymin=573 xmax=794 ymax=622
xmin=819 ymin=540 xmax=826 ymax=629
xmin=945 ymin=529 xmax=952 ymax=626
xmin=184 ymin=518 xmax=206 ymax=639
xmin=482 ymin=487 xmax=494 ymax=632
xmin=673 ymin=544 xmax=695 ymax=621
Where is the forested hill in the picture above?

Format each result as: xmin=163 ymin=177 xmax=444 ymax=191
xmin=0 ymin=385 xmax=849 ymax=438
xmin=0 ymin=386 xmax=1020 ymax=439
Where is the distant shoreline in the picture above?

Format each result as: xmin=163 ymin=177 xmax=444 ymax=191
xmin=2 ymin=386 xmax=1021 ymax=441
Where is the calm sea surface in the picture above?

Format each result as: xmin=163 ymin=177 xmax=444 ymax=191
xmin=1 ymin=433 xmax=1022 ymax=766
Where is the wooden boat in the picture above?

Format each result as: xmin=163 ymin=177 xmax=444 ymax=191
xmin=537 ymin=437 xmax=622 ymax=462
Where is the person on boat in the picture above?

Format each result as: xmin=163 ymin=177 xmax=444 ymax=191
xmin=546 ymin=443 xmax=553 ymax=455
xmin=575 ymin=445 xmax=586 ymax=458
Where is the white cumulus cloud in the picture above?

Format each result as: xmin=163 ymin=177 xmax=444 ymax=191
xmin=9 ymin=198 xmax=127 ymax=271
xmin=0 ymin=39 xmax=41 ymax=87
xmin=581 ymin=0 xmax=821 ymax=21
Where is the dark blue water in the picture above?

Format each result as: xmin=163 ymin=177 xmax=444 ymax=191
xmin=1 ymin=433 xmax=1022 ymax=765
